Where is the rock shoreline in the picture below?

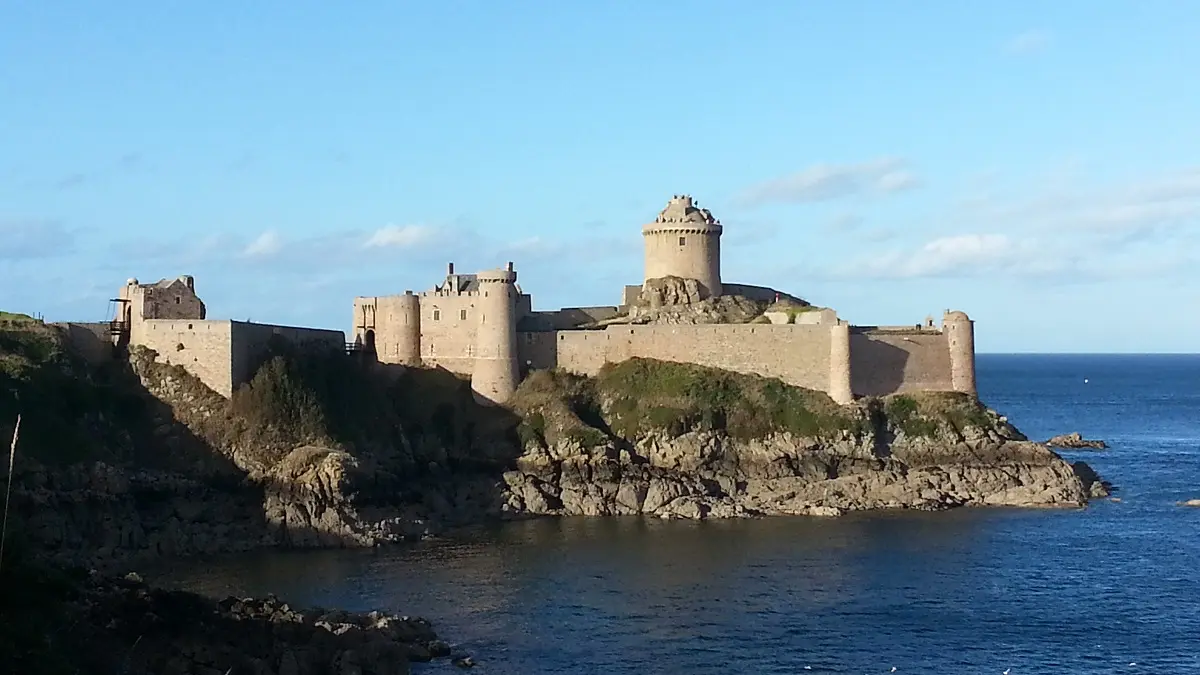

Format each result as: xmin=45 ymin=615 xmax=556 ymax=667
xmin=1045 ymin=432 xmax=1108 ymax=450
xmin=1 ymin=566 xmax=460 ymax=675
xmin=501 ymin=428 xmax=1105 ymax=520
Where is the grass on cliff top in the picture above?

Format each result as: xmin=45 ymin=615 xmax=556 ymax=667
xmin=224 ymin=339 xmax=519 ymax=470
xmin=882 ymin=391 xmax=992 ymax=437
xmin=510 ymin=357 xmax=860 ymax=444
xmin=0 ymin=321 xmax=137 ymax=465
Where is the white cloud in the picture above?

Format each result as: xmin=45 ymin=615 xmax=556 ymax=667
xmin=975 ymin=166 xmax=1200 ymax=243
xmin=363 ymin=224 xmax=436 ymax=249
xmin=1005 ymin=29 xmax=1052 ymax=55
xmin=737 ymin=157 xmax=921 ymax=206
xmin=855 ymin=234 xmax=1020 ymax=280
xmin=241 ymin=230 xmax=282 ymax=258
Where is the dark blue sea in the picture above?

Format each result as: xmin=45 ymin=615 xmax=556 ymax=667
xmin=155 ymin=354 xmax=1200 ymax=674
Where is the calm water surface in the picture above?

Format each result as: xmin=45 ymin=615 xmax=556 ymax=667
xmin=153 ymin=355 xmax=1200 ymax=674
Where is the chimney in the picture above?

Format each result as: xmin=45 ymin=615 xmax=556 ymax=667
xmin=447 ymin=262 xmax=455 ymax=275
xmin=505 ymin=261 xmax=514 ymax=272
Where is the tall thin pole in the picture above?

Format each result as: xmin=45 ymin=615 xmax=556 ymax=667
xmin=0 ymin=414 xmax=21 ymax=573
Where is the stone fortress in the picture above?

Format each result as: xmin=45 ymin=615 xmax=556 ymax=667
xmin=351 ymin=194 xmax=977 ymax=405
xmin=62 ymin=195 xmax=976 ymax=405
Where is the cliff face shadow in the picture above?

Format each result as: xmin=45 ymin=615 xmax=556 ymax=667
xmin=376 ymin=364 xmax=525 ymax=521
xmin=0 ymin=352 xmax=281 ymax=572
xmin=849 ymin=333 xmax=911 ymax=397
xmin=250 ymin=341 xmax=525 ymax=530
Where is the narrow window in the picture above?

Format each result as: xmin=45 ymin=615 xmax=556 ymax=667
xmin=679 ymin=236 xmax=686 ymax=246
xmin=175 ymin=297 xmax=181 ymax=304
xmin=433 ymin=310 xmax=440 ymax=321
xmin=460 ymin=309 xmax=467 ymax=320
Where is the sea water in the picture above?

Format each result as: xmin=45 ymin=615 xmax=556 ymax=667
xmin=156 ymin=354 xmax=1200 ymax=674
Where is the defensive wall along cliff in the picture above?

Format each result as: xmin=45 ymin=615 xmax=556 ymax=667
xmin=521 ymin=323 xmax=850 ymax=396
xmin=53 ymin=276 xmax=348 ymax=399
xmin=127 ymin=319 xmax=344 ymax=398
xmin=520 ymin=318 xmax=973 ymax=402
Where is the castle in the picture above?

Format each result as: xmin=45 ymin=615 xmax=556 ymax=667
xmin=351 ymin=195 xmax=976 ymax=405
xmin=62 ymin=195 xmax=976 ymax=405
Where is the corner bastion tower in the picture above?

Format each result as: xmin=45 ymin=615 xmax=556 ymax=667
xmin=471 ymin=266 xmax=521 ymax=405
xmin=643 ymin=195 xmax=723 ymax=298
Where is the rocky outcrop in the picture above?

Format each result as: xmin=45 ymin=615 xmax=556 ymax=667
xmin=624 ymin=276 xmax=767 ymax=325
xmin=1070 ymin=460 xmax=1113 ymax=498
xmin=1045 ymin=432 xmax=1108 ymax=450
xmin=640 ymin=275 xmax=705 ymax=307
xmin=2 ymin=567 xmax=459 ymax=675
xmin=9 ymin=461 xmax=272 ymax=570
xmin=501 ymin=361 xmax=1105 ymax=519
xmin=502 ymin=428 xmax=1092 ymax=520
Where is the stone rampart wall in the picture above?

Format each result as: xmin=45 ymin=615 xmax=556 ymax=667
xmin=520 ymin=324 xmax=835 ymax=391
xmin=849 ymin=332 xmax=952 ymax=396
xmin=54 ymin=322 xmax=113 ymax=364
xmin=138 ymin=319 xmax=235 ymax=396
xmin=516 ymin=324 xmax=957 ymax=397
xmin=229 ymin=321 xmax=345 ymax=391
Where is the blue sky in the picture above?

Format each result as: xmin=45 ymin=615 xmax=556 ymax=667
xmin=2 ymin=1 xmax=1198 ymax=353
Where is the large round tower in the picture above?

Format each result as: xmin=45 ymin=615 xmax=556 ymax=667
xmin=471 ymin=265 xmax=520 ymax=405
xmin=393 ymin=291 xmax=422 ymax=366
xmin=943 ymin=310 xmax=977 ymax=397
xmin=642 ymin=194 xmax=723 ymax=299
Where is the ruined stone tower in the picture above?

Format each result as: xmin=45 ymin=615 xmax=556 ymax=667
xmin=642 ymin=195 xmax=723 ymax=299
xmin=471 ymin=263 xmax=520 ymax=405
xmin=944 ymin=310 xmax=977 ymax=397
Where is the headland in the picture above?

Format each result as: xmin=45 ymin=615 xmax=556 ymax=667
xmin=0 ymin=195 xmax=1110 ymax=674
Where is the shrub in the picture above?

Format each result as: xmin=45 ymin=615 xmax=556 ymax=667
xmin=593 ymin=358 xmax=856 ymax=441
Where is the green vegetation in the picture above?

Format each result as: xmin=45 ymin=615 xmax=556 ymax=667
xmin=0 ymin=321 xmax=138 ymax=465
xmin=597 ymin=358 xmax=858 ymax=440
xmin=0 ymin=311 xmax=37 ymax=323
xmin=882 ymin=391 xmax=991 ymax=437
xmin=511 ymin=358 xmax=862 ymax=443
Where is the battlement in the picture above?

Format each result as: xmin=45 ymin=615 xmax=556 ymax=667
xmin=651 ymin=194 xmax=721 ymax=226
xmin=342 ymin=191 xmax=977 ymax=404
xmin=477 ymin=263 xmax=518 ymax=284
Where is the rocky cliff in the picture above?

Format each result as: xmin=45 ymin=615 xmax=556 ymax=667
xmin=501 ymin=360 xmax=1103 ymax=519
xmin=2 ymin=319 xmax=1107 ymax=571
xmin=1 ymin=318 xmax=474 ymax=673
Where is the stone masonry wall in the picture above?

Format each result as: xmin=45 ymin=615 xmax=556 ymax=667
xmin=54 ymin=322 xmax=113 ymax=364
xmin=520 ymin=324 xmax=835 ymax=391
xmin=229 ymin=321 xmax=346 ymax=391
xmin=517 ymin=325 xmax=957 ymax=398
xmin=137 ymin=319 xmax=235 ymax=396
xmin=849 ymin=332 xmax=953 ymax=396
xmin=419 ymin=292 xmax=480 ymax=376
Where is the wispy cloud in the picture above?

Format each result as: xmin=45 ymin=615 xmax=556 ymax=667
xmin=807 ymin=165 xmax=1200 ymax=283
xmin=1005 ymin=29 xmax=1052 ymax=55
xmin=362 ymin=224 xmax=437 ymax=249
xmin=0 ymin=219 xmax=77 ymax=261
xmin=48 ymin=152 xmax=148 ymax=191
xmin=241 ymin=231 xmax=283 ymax=258
xmin=736 ymin=157 xmax=921 ymax=207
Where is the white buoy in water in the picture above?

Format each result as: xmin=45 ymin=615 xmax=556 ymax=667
xmin=1084 ymin=378 xmax=1089 ymax=384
